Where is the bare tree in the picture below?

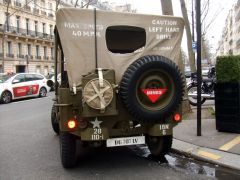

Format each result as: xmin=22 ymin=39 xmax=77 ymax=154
xmin=180 ymin=0 xmax=196 ymax=73
xmin=75 ymin=0 xmax=98 ymax=9
xmin=201 ymin=0 xmax=223 ymax=64
xmin=161 ymin=0 xmax=173 ymax=15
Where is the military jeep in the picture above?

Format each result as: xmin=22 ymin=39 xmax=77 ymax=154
xmin=50 ymin=8 xmax=185 ymax=168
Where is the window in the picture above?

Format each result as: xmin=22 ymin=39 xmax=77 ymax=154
xmin=36 ymin=45 xmax=39 ymax=57
xmin=7 ymin=42 xmax=12 ymax=54
xmin=5 ymin=12 xmax=10 ymax=31
xmin=42 ymin=23 xmax=46 ymax=34
xmin=41 ymin=0 xmax=45 ymax=8
xmin=26 ymin=18 xmax=29 ymax=35
xmin=48 ymin=2 xmax=52 ymax=10
xmin=13 ymin=74 xmax=25 ymax=83
xmin=16 ymin=16 xmax=20 ymax=33
xmin=51 ymin=66 xmax=54 ymax=73
xmin=25 ymin=74 xmax=35 ymax=81
xmin=43 ymin=46 xmax=47 ymax=58
xmin=34 ymin=21 xmax=38 ymax=35
xmin=106 ymin=26 xmax=146 ymax=54
xmin=27 ymin=44 xmax=31 ymax=55
xmin=36 ymin=66 xmax=41 ymax=74
xmin=17 ymin=43 xmax=22 ymax=55
xmin=44 ymin=66 xmax=48 ymax=76
xmin=34 ymin=74 xmax=44 ymax=80
xmin=50 ymin=25 xmax=53 ymax=35
xmin=51 ymin=47 xmax=54 ymax=59
xmin=34 ymin=0 xmax=37 ymax=8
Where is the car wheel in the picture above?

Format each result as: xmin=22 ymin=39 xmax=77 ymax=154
xmin=39 ymin=87 xmax=47 ymax=97
xmin=146 ymin=135 xmax=172 ymax=158
xmin=51 ymin=104 xmax=59 ymax=134
xmin=60 ymin=132 xmax=76 ymax=168
xmin=1 ymin=91 xmax=12 ymax=104
xmin=187 ymin=85 xmax=206 ymax=106
xmin=119 ymin=55 xmax=184 ymax=123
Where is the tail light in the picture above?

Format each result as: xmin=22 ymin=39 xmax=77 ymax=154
xmin=173 ymin=113 xmax=181 ymax=122
xmin=67 ymin=120 xmax=77 ymax=129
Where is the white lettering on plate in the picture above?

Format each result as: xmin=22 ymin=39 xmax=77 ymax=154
xmin=165 ymin=27 xmax=180 ymax=33
xmin=146 ymin=90 xmax=162 ymax=95
xmin=114 ymin=138 xmax=139 ymax=146
xmin=91 ymin=127 xmax=103 ymax=140
xmin=156 ymin=34 xmax=172 ymax=40
xmin=152 ymin=20 xmax=178 ymax=26
xmin=159 ymin=124 xmax=170 ymax=130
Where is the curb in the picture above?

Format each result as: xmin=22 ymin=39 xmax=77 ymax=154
xmin=172 ymin=139 xmax=240 ymax=171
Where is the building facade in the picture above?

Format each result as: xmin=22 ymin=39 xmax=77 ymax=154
xmin=0 ymin=0 xmax=134 ymax=74
xmin=0 ymin=0 xmax=56 ymax=75
xmin=216 ymin=0 xmax=240 ymax=56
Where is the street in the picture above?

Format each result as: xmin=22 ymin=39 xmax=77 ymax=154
xmin=0 ymin=92 xmax=240 ymax=180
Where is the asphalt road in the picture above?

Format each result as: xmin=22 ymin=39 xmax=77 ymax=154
xmin=0 ymin=92 xmax=238 ymax=180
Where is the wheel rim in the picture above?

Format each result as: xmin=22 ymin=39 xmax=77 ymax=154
xmin=136 ymin=69 xmax=175 ymax=111
xmin=188 ymin=86 xmax=204 ymax=104
xmin=40 ymin=88 xmax=47 ymax=97
xmin=2 ymin=92 xmax=11 ymax=103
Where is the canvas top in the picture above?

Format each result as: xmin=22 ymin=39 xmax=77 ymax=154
xmin=56 ymin=8 xmax=184 ymax=89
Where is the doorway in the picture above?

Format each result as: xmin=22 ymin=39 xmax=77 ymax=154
xmin=16 ymin=65 xmax=26 ymax=73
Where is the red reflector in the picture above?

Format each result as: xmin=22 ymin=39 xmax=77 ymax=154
xmin=142 ymin=88 xmax=167 ymax=103
xmin=174 ymin=113 xmax=181 ymax=122
xmin=68 ymin=120 xmax=76 ymax=129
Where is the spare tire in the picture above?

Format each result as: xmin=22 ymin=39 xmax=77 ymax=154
xmin=119 ymin=55 xmax=184 ymax=123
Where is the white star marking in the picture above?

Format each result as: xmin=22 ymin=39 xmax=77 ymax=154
xmin=90 ymin=117 xmax=102 ymax=128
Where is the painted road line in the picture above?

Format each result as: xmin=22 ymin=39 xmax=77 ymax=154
xmin=219 ymin=136 xmax=240 ymax=151
xmin=198 ymin=150 xmax=221 ymax=160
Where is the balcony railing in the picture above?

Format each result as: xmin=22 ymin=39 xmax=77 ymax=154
xmin=25 ymin=55 xmax=33 ymax=59
xmin=43 ymin=56 xmax=49 ymax=60
xmin=17 ymin=54 xmax=25 ymax=59
xmin=48 ymin=13 xmax=54 ymax=18
xmin=35 ymin=56 xmax=41 ymax=60
xmin=24 ymin=5 xmax=31 ymax=12
xmin=33 ymin=8 xmax=39 ymax=15
xmin=3 ymin=0 xmax=11 ymax=4
xmin=41 ymin=11 xmax=47 ymax=16
xmin=14 ymin=1 xmax=21 ymax=7
xmin=0 ymin=26 xmax=54 ymax=40
xmin=6 ymin=53 xmax=14 ymax=58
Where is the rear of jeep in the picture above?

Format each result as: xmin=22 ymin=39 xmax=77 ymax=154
xmin=51 ymin=8 xmax=185 ymax=168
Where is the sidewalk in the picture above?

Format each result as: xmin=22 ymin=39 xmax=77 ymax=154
xmin=172 ymin=108 xmax=240 ymax=170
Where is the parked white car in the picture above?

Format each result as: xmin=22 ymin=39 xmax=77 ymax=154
xmin=0 ymin=73 xmax=50 ymax=103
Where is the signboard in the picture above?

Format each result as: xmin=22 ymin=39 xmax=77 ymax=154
xmin=192 ymin=41 xmax=197 ymax=52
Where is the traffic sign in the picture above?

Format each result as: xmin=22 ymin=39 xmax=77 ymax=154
xmin=192 ymin=41 xmax=197 ymax=52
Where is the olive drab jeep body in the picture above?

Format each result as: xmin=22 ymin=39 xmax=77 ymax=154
xmin=51 ymin=8 xmax=185 ymax=168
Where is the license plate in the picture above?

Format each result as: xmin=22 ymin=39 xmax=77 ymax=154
xmin=106 ymin=136 xmax=145 ymax=147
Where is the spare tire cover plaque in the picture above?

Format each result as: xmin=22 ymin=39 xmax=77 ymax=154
xmin=142 ymin=88 xmax=167 ymax=103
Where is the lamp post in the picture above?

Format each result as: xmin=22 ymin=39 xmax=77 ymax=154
xmin=26 ymin=55 xmax=29 ymax=73
xmin=196 ymin=0 xmax=202 ymax=136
